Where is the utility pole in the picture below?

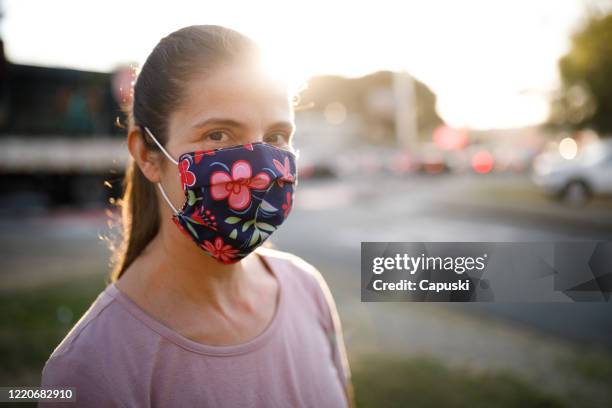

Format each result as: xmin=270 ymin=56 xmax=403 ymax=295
xmin=393 ymin=70 xmax=419 ymax=153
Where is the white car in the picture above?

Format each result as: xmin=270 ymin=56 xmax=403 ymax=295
xmin=532 ymin=139 xmax=612 ymax=204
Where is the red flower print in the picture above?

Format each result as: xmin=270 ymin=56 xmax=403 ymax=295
xmin=193 ymin=150 xmax=216 ymax=164
xmin=210 ymin=160 xmax=271 ymax=210
xmin=201 ymin=237 xmax=240 ymax=263
xmin=244 ymin=143 xmax=254 ymax=151
xmin=190 ymin=209 xmax=218 ymax=231
xmin=281 ymin=191 xmax=292 ymax=217
xmin=179 ymin=158 xmax=196 ymax=190
xmin=273 ymin=157 xmax=294 ymax=187
xmin=191 ymin=213 xmax=205 ymax=224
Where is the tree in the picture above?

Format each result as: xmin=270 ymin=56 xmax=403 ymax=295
xmin=549 ymin=13 xmax=612 ymax=136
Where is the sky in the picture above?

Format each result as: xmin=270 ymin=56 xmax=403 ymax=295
xmin=1 ymin=0 xmax=610 ymax=130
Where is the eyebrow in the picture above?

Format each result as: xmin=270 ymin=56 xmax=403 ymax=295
xmin=192 ymin=117 xmax=295 ymax=133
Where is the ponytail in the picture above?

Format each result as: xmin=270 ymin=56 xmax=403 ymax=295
xmin=109 ymin=157 xmax=160 ymax=282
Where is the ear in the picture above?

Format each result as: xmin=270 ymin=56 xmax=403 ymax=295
xmin=127 ymin=127 xmax=162 ymax=183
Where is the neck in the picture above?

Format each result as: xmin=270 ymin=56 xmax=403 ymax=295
xmin=123 ymin=220 xmax=262 ymax=312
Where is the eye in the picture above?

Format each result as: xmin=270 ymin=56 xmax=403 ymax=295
xmin=206 ymin=130 xmax=231 ymax=142
xmin=264 ymin=132 xmax=288 ymax=145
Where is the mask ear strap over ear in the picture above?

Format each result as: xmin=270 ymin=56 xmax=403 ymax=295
xmin=142 ymin=126 xmax=179 ymax=166
xmin=141 ymin=126 xmax=180 ymax=215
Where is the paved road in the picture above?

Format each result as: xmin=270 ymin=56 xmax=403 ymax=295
xmin=272 ymin=173 xmax=612 ymax=349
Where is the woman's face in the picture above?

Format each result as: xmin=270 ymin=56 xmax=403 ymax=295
xmin=157 ymin=64 xmax=296 ymax=222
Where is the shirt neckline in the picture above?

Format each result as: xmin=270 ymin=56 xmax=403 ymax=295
xmin=105 ymin=248 xmax=285 ymax=357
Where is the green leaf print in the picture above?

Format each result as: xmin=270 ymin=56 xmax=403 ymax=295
xmin=184 ymin=220 xmax=199 ymax=239
xmin=225 ymin=216 xmax=241 ymax=224
xmin=187 ymin=190 xmax=197 ymax=206
xmin=255 ymin=222 xmax=276 ymax=232
xmin=229 ymin=228 xmax=238 ymax=240
xmin=248 ymin=229 xmax=260 ymax=246
xmin=242 ymin=219 xmax=255 ymax=232
xmin=260 ymin=200 xmax=278 ymax=212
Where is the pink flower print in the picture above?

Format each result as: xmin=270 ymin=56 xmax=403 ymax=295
xmin=210 ymin=160 xmax=271 ymax=210
xmin=201 ymin=237 xmax=240 ymax=263
xmin=244 ymin=143 xmax=254 ymax=151
xmin=281 ymin=191 xmax=292 ymax=217
xmin=179 ymin=158 xmax=196 ymax=190
xmin=273 ymin=157 xmax=294 ymax=187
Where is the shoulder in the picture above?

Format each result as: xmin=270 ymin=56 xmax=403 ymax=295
xmin=46 ymin=286 xmax=116 ymax=361
xmin=40 ymin=283 xmax=154 ymax=398
xmin=40 ymin=286 xmax=128 ymax=406
xmin=40 ymin=344 xmax=121 ymax=407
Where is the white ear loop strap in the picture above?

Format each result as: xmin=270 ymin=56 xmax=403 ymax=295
xmin=142 ymin=126 xmax=181 ymax=215
xmin=157 ymin=183 xmax=179 ymax=215
xmin=143 ymin=126 xmax=179 ymax=165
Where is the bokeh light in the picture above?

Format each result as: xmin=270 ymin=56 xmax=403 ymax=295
xmin=471 ymin=150 xmax=494 ymax=174
xmin=323 ymin=102 xmax=347 ymax=125
xmin=433 ymin=125 xmax=469 ymax=150
xmin=559 ymin=137 xmax=578 ymax=160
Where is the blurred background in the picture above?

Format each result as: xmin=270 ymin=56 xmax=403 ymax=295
xmin=1 ymin=0 xmax=612 ymax=407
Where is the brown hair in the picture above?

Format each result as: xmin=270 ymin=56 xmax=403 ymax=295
xmin=108 ymin=25 xmax=280 ymax=283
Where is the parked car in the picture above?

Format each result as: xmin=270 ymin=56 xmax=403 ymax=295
xmin=532 ymin=139 xmax=612 ymax=204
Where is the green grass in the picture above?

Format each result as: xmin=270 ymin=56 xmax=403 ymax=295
xmin=351 ymin=354 xmax=567 ymax=408
xmin=558 ymin=349 xmax=612 ymax=386
xmin=0 ymin=275 xmax=108 ymax=386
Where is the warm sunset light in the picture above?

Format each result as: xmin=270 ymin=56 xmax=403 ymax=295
xmin=4 ymin=4 xmax=612 ymax=406
xmin=0 ymin=0 xmax=600 ymax=130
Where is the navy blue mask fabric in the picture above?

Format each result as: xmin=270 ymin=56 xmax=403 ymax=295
xmin=169 ymin=141 xmax=298 ymax=263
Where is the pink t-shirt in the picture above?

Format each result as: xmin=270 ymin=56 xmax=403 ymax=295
xmin=40 ymin=246 xmax=351 ymax=407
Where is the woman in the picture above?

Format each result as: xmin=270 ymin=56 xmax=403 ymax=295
xmin=41 ymin=25 xmax=353 ymax=407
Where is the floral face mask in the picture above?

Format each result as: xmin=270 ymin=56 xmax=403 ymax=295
xmin=143 ymin=126 xmax=298 ymax=264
